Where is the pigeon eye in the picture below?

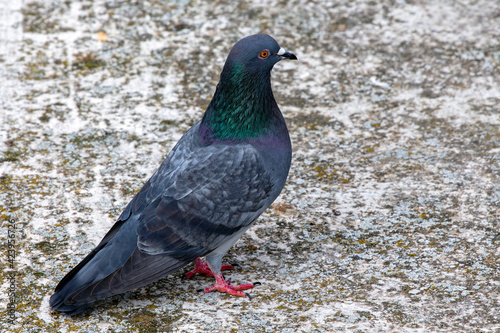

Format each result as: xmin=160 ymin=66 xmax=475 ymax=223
xmin=259 ymin=50 xmax=269 ymax=59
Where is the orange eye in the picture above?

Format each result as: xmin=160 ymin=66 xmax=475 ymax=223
xmin=259 ymin=50 xmax=269 ymax=59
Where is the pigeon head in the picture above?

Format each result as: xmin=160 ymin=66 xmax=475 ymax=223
xmin=223 ymin=34 xmax=297 ymax=75
xmin=201 ymin=34 xmax=297 ymax=142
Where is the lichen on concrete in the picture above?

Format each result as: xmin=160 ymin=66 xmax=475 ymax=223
xmin=0 ymin=0 xmax=499 ymax=332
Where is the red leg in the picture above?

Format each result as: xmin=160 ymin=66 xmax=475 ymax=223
xmin=184 ymin=258 xmax=236 ymax=279
xmin=202 ymin=273 xmax=260 ymax=298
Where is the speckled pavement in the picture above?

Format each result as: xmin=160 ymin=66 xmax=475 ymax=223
xmin=1 ymin=0 xmax=499 ymax=332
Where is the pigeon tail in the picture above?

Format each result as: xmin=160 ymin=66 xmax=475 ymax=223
xmin=50 ymin=250 xmax=190 ymax=315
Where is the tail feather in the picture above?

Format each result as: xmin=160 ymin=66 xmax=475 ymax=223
xmin=50 ymin=247 xmax=190 ymax=315
xmin=50 ymin=214 xmax=191 ymax=315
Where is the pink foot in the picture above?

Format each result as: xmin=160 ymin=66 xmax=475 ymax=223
xmin=202 ymin=273 xmax=261 ymax=299
xmin=184 ymin=258 xmax=237 ymax=279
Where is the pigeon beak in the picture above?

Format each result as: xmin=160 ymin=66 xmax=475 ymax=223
xmin=276 ymin=47 xmax=297 ymax=60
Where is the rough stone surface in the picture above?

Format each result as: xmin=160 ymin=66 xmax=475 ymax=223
xmin=1 ymin=0 xmax=499 ymax=332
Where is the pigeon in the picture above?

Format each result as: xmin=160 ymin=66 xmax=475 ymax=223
xmin=50 ymin=33 xmax=297 ymax=315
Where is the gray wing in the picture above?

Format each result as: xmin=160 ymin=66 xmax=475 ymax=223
xmin=135 ymin=137 xmax=275 ymax=259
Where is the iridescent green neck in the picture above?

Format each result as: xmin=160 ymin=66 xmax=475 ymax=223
xmin=201 ymin=63 xmax=275 ymax=141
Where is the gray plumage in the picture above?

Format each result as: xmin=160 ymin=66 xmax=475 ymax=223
xmin=50 ymin=34 xmax=296 ymax=315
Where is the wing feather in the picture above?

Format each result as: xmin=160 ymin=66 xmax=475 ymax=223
xmin=136 ymin=141 xmax=273 ymax=258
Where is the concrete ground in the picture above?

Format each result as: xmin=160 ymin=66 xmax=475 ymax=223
xmin=1 ymin=0 xmax=499 ymax=332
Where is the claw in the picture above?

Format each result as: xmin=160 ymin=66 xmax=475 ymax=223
xmin=220 ymin=263 xmax=238 ymax=271
xmin=202 ymin=273 xmax=258 ymax=298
